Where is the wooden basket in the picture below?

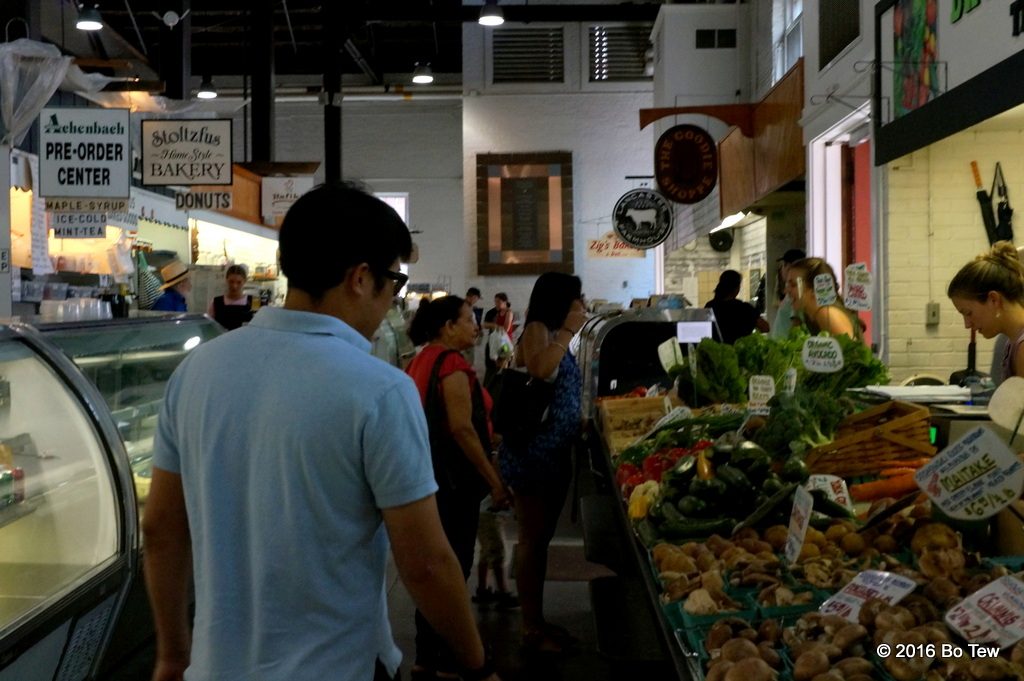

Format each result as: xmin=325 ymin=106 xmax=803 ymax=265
xmin=804 ymin=400 xmax=936 ymax=477
xmin=598 ymin=395 xmax=677 ymax=457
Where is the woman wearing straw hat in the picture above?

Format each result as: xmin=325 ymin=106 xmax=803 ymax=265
xmin=152 ymin=258 xmax=192 ymax=312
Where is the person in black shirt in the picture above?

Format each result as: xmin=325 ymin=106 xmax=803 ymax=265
xmin=704 ymin=269 xmax=769 ymax=344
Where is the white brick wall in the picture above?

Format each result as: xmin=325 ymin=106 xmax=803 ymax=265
xmin=883 ymin=130 xmax=1020 ymax=383
xmin=663 ymin=217 xmax=766 ymax=308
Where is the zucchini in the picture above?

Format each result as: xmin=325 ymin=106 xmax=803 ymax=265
xmin=635 ymin=518 xmax=661 ymax=547
xmin=661 ymin=501 xmax=686 ymax=525
xmin=717 ymin=464 xmax=755 ymax=495
xmin=732 ymin=482 xmax=798 ymax=534
xmin=659 ymin=516 xmax=736 ymax=539
xmin=689 ymin=477 xmax=728 ymax=501
xmin=677 ymin=495 xmax=708 ymax=517
xmin=761 ymin=474 xmax=785 ymax=495
xmin=808 ymin=489 xmax=855 ymax=519
xmin=781 ymin=455 xmax=810 ymax=483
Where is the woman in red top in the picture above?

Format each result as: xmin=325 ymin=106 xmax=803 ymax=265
xmin=405 ymin=295 xmax=509 ymax=680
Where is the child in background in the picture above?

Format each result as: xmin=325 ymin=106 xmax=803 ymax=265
xmin=473 ymin=492 xmax=518 ymax=609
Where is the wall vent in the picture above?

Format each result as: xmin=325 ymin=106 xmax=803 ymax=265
xmin=588 ymin=24 xmax=654 ymax=81
xmin=492 ymin=27 xmax=565 ymax=83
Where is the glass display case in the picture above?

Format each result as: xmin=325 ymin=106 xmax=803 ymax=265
xmin=39 ymin=315 xmax=224 ymax=527
xmin=0 ymin=325 xmax=135 ymax=680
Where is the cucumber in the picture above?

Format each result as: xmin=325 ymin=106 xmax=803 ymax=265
xmin=781 ymin=455 xmax=810 ymax=483
xmin=661 ymin=501 xmax=686 ymax=525
xmin=732 ymin=482 xmax=798 ymax=534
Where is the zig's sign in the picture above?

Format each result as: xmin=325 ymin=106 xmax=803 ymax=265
xmin=39 ymin=108 xmax=130 ymax=198
xmin=142 ymin=120 xmax=233 ymax=186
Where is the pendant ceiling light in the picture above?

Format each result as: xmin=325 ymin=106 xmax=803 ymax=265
xmin=76 ymin=5 xmax=104 ymax=31
xmin=479 ymin=0 xmax=504 ymax=27
xmin=412 ymin=63 xmax=434 ymax=84
xmin=196 ymin=76 xmax=218 ymax=99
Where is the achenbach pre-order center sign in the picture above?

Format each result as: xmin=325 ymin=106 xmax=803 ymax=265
xmin=38 ymin=108 xmax=131 ymax=198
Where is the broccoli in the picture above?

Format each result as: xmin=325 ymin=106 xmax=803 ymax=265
xmin=753 ymin=389 xmax=854 ymax=458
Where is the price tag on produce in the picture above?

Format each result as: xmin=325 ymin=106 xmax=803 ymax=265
xmin=806 ymin=475 xmax=855 ymax=513
xmin=783 ymin=367 xmax=798 ymax=395
xmin=945 ymin=576 xmax=1024 ymax=648
xmin=814 ymin=273 xmax=837 ymax=307
xmin=914 ymin=426 xmax=1024 ymax=521
xmin=802 ymin=337 xmax=844 ymax=373
xmin=784 ymin=486 xmax=813 ymax=564
xmin=687 ymin=343 xmax=698 ymax=380
xmin=658 ymin=337 xmax=684 ymax=375
xmin=844 ymin=264 xmax=873 ymax=311
xmin=820 ymin=571 xmax=917 ymax=622
xmin=748 ymin=375 xmax=775 ymax=416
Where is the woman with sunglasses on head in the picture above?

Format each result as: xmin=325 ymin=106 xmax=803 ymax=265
xmin=405 ymin=295 xmax=509 ymax=681
xmin=785 ymin=257 xmax=864 ymax=341
xmin=950 ymin=241 xmax=1024 ymax=381
xmin=499 ymin=272 xmax=587 ymax=655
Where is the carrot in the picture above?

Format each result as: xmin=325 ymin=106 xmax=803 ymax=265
xmin=850 ymin=474 xmax=920 ymax=502
xmin=879 ymin=458 xmax=931 ymax=468
xmin=879 ymin=467 xmax=919 ymax=478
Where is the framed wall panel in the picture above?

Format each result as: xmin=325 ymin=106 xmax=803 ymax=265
xmin=476 ymin=152 xmax=574 ymax=275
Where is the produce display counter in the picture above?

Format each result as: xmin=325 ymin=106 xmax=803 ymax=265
xmin=580 ymin=426 xmax=692 ymax=680
xmin=576 ymin=326 xmax=1024 ymax=681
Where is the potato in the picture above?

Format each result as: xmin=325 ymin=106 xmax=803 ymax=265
xmin=734 ymin=527 xmax=759 ymax=542
xmin=758 ymin=642 xmax=781 ymax=669
xmin=723 ymin=657 xmax=774 ymax=681
xmin=764 ymin=525 xmax=789 ymax=551
xmin=835 ymin=657 xmax=875 ymax=677
xmin=825 ymin=523 xmax=851 ymax=542
xmin=840 ymin=532 xmax=866 ymax=556
xmin=810 ymin=674 xmax=843 ymax=681
xmin=805 ymin=527 xmax=827 ymax=547
xmin=968 ymin=658 xmax=1016 ymax=681
xmin=721 ymin=638 xmax=759 ymax=663
xmin=706 ymin=621 xmax=734 ymax=652
xmin=799 ymin=543 xmax=821 ymax=560
xmin=794 ymin=650 xmax=830 ymax=681
xmin=706 ymin=661 xmax=734 ymax=681
xmin=833 ymin=624 xmax=868 ymax=652
xmin=873 ymin=534 xmax=898 ymax=553
xmin=759 ymin=619 xmax=781 ymax=645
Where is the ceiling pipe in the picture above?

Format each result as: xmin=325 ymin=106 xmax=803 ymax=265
xmin=251 ymin=0 xmax=275 ymax=162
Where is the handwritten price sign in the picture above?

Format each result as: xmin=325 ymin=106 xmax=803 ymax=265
xmin=946 ymin=576 xmax=1024 ymax=648
xmin=802 ymin=336 xmax=844 ymax=373
xmin=844 ymin=264 xmax=873 ymax=311
xmin=915 ymin=426 xmax=1024 ymax=521
xmin=814 ymin=273 xmax=838 ymax=307
xmin=821 ymin=571 xmax=917 ymax=623
xmin=784 ymin=486 xmax=813 ymax=565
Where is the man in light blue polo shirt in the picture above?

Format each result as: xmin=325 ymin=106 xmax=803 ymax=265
xmin=144 ymin=183 xmax=498 ymax=681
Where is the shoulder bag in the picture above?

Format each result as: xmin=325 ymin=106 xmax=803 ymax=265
xmin=490 ymin=357 xmax=556 ymax=447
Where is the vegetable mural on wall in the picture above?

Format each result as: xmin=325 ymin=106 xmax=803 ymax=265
xmin=894 ymin=0 xmax=939 ymax=118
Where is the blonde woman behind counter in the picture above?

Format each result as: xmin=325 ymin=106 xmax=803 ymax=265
xmin=785 ymin=257 xmax=864 ymax=341
xmin=949 ymin=241 xmax=1024 ymax=381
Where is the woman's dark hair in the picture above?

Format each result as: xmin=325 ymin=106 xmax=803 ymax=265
xmin=226 ymin=264 xmax=247 ymax=279
xmin=525 ymin=272 xmax=583 ymax=331
xmin=948 ymin=241 xmax=1024 ymax=304
xmin=494 ymin=292 xmax=509 ymax=304
xmin=408 ymin=295 xmax=466 ymax=345
xmin=279 ymin=182 xmax=412 ymax=300
xmin=714 ymin=270 xmax=742 ymax=299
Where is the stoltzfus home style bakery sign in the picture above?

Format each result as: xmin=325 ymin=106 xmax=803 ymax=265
xmin=39 ymin=108 xmax=131 ymax=198
xmin=142 ymin=119 xmax=233 ymax=186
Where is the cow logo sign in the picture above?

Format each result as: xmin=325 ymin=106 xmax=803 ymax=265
xmin=612 ymin=188 xmax=674 ymax=249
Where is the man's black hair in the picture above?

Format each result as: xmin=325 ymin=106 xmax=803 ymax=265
xmin=278 ymin=182 xmax=412 ymax=300
xmin=524 ymin=272 xmax=583 ymax=331
xmin=466 ymin=287 xmax=482 ymax=298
